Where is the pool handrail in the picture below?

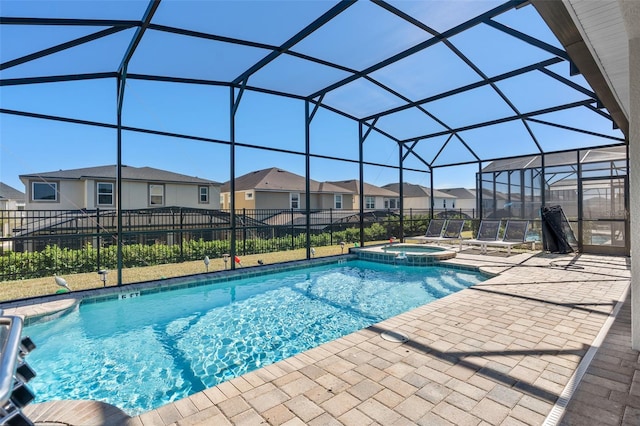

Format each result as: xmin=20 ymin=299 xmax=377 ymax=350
xmin=0 ymin=314 xmax=24 ymax=407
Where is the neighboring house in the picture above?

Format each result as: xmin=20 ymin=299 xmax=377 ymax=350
xmin=19 ymin=165 xmax=221 ymax=210
xmin=439 ymin=188 xmax=476 ymax=211
xmin=476 ymin=188 xmax=509 ymax=216
xmin=382 ymin=183 xmax=456 ymax=210
xmin=326 ymin=180 xmax=399 ymax=210
xmin=0 ymin=182 xmax=25 ymax=210
xmin=219 ymin=167 xmax=351 ymax=210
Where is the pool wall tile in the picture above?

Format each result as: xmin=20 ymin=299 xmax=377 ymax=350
xmin=0 ymin=255 xmax=357 ymax=316
xmin=2 ymin=251 xmax=491 ymax=319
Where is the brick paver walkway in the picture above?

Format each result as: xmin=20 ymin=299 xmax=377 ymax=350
xmin=561 ymin=293 xmax=640 ymax=426
xmin=21 ymin=250 xmax=633 ymax=425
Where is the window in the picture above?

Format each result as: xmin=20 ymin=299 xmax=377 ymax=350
xmin=149 ymin=184 xmax=164 ymax=206
xmin=290 ymin=193 xmax=300 ymax=209
xmin=334 ymin=194 xmax=342 ymax=209
xmin=365 ymin=196 xmax=375 ymax=209
xmin=245 ymin=191 xmax=253 ymax=200
xmin=32 ymin=182 xmax=57 ymax=202
xmin=385 ymin=198 xmax=397 ymax=209
xmin=199 ymin=186 xmax=209 ymax=204
xmin=220 ymin=194 xmax=225 ymax=205
xmin=97 ymin=182 xmax=114 ymax=206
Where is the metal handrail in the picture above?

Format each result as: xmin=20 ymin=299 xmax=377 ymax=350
xmin=0 ymin=315 xmax=24 ymax=407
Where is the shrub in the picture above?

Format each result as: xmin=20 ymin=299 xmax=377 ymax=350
xmin=0 ymin=222 xmax=395 ymax=280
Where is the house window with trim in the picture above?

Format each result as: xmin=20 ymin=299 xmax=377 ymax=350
xmin=384 ymin=198 xmax=397 ymax=209
xmin=365 ymin=196 xmax=375 ymax=209
xmin=199 ymin=186 xmax=209 ymax=204
xmin=31 ymin=181 xmax=58 ymax=202
xmin=97 ymin=182 xmax=114 ymax=206
xmin=149 ymin=184 xmax=165 ymax=206
xmin=290 ymin=193 xmax=300 ymax=209
xmin=245 ymin=191 xmax=254 ymax=200
xmin=334 ymin=194 xmax=342 ymax=209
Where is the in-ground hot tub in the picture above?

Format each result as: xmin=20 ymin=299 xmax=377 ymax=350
xmin=354 ymin=243 xmax=456 ymax=266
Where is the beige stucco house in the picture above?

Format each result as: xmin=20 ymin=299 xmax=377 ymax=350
xmin=220 ymin=168 xmax=353 ymax=210
xmin=0 ymin=182 xmax=25 ymax=211
xmin=439 ymin=188 xmax=477 ymax=211
xmin=19 ymin=165 xmax=220 ymax=210
xmin=382 ymin=183 xmax=457 ymax=210
xmin=327 ymin=179 xmax=400 ymax=210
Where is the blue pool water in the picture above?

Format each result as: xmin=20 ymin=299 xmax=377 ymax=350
xmin=24 ymin=260 xmax=484 ymax=415
xmin=381 ymin=245 xmax=447 ymax=253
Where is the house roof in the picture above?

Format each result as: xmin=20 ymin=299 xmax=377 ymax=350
xmin=0 ymin=182 xmax=25 ymax=200
xmin=481 ymin=145 xmax=627 ymax=173
xmin=382 ymin=183 xmax=455 ymax=199
xmin=439 ymin=188 xmax=476 ymax=200
xmin=19 ymin=165 xmax=220 ymax=185
xmin=221 ymin=167 xmax=349 ymax=194
xmin=326 ymin=180 xmax=398 ymax=197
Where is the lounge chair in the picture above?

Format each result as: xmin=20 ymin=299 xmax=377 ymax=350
xmin=411 ymin=219 xmax=465 ymax=250
xmin=408 ymin=219 xmax=446 ymax=242
xmin=465 ymin=220 xmax=529 ymax=255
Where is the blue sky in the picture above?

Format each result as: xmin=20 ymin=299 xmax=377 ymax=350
xmin=0 ymin=0 xmax=625 ymax=194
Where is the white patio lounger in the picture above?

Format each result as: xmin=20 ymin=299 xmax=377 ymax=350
xmin=408 ymin=219 xmax=446 ymax=242
xmin=412 ymin=219 xmax=465 ymax=250
xmin=466 ymin=220 xmax=529 ymax=255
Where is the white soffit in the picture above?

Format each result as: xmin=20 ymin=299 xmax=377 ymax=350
xmin=563 ymin=0 xmax=630 ymax=119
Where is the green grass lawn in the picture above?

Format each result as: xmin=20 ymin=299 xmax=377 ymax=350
xmin=0 ymin=243 xmax=361 ymax=302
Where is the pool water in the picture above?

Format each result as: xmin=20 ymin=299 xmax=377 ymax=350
xmin=381 ymin=244 xmax=448 ymax=253
xmin=24 ymin=260 xmax=484 ymax=415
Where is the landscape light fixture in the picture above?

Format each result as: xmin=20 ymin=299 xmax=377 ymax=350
xmin=97 ymin=270 xmax=109 ymax=287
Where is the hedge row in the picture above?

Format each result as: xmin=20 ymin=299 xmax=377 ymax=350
xmin=0 ymin=223 xmax=393 ymax=281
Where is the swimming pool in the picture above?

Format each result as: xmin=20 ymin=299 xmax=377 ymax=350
xmin=24 ymin=260 xmax=485 ymax=415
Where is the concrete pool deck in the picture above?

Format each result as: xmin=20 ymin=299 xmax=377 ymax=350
xmin=18 ymin=249 xmax=637 ymax=425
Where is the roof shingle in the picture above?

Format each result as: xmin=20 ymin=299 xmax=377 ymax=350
xmin=19 ymin=165 xmax=219 ymax=185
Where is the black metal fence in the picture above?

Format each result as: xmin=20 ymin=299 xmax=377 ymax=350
xmin=0 ymin=207 xmax=549 ymax=282
xmin=1 ymin=207 xmax=473 ymax=281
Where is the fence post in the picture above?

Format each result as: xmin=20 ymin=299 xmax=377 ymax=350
xmin=410 ymin=208 xmax=413 ymax=233
xmin=330 ymin=208 xmax=333 ymax=245
xmin=96 ymin=208 xmax=101 ymax=271
xmin=290 ymin=208 xmax=295 ymax=250
xmin=242 ymin=208 xmax=247 ymax=255
xmin=179 ymin=208 xmax=184 ymax=261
